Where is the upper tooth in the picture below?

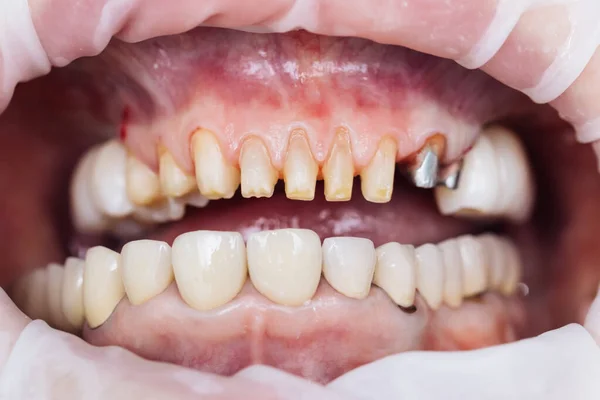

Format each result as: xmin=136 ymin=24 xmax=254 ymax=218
xmin=192 ymin=129 xmax=240 ymax=199
xmin=83 ymin=246 xmax=125 ymax=328
xmin=133 ymin=197 xmax=185 ymax=224
xmin=408 ymin=139 xmax=442 ymax=189
xmin=283 ymin=132 xmax=318 ymax=201
xmin=240 ymin=137 xmax=278 ymax=198
xmin=322 ymin=237 xmax=376 ymax=299
xmin=158 ymin=148 xmax=196 ymax=198
xmin=434 ymin=126 xmax=533 ymax=222
xmin=90 ymin=140 xmax=134 ymax=218
xmin=415 ymin=243 xmax=445 ymax=310
xmin=456 ymin=235 xmax=488 ymax=297
xmin=247 ymin=229 xmax=322 ymax=306
xmin=323 ymin=131 xmax=354 ymax=201
xmin=46 ymin=263 xmax=73 ymax=332
xmin=172 ymin=231 xmax=247 ymax=311
xmin=182 ymin=191 xmax=210 ymax=208
xmin=437 ymin=239 xmax=463 ymax=308
xmin=126 ymin=154 xmax=161 ymax=206
xmin=360 ymin=137 xmax=397 ymax=203
xmin=61 ymin=257 xmax=85 ymax=330
xmin=121 ymin=240 xmax=174 ymax=305
xmin=373 ymin=242 xmax=417 ymax=307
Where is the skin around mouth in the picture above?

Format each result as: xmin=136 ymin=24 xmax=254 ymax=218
xmin=1 ymin=28 xmax=600 ymax=386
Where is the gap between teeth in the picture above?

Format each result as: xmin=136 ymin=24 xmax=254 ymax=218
xmin=12 ymin=230 xmax=522 ymax=332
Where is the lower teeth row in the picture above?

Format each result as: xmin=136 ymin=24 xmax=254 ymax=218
xmin=11 ymin=229 xmax=521 ymax=333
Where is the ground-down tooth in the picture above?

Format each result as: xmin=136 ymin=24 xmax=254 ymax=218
xmin=126 ymin=154 xmax=162 ymax=206
xmin=46 ymin=263 xmax=73 ymax=332
xmin=322 ymin=237 xmax=376 ymax=299
xmin=360 ymin=137 xmax=397 ymax=203
xmin=434 ymin=126 xmax=534 ymax=222
xmin=415 ymin=244 xmax=444 ymax=310
xmin=83 ymin=246 xmax=125 ymax=328
xmin=373 ymin=242 xmax=417 ymax=308
xmin=247 ymin=229 xmax=322 ymax=306
xmin=61 ymin=257 xmax=85 ymax=330
xmin=283 ymin=132 xmax=318 ymax=200
xmin=121 ymin=240 xmax=173 ymax=305
xmin=323 ymin=131 xmax=354 ymax=201
xmin=192 ymin=129 xmax=240 ymax=199
xmin=240 ymin=137 xmax=278 ymax=198
xmin=407 ymin=136 xmax=444 ymax=189
xmin=437 ymin=239 xmax=463 ymax=308
xmin=158 ymin=147 xmax=196 ymax=198
xmin=172 ymin=231 xmax=247 ymax=311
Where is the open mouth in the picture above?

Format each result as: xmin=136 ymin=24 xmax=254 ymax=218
xmin=3 ymin=13 xmax=600 ymax=398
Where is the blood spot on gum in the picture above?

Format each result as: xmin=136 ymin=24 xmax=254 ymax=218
xmin=120 ymin=106 xmax=130 ymax=142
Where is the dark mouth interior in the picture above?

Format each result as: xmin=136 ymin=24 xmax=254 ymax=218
xmin=1 ymin=27 xmax=599 ymax=384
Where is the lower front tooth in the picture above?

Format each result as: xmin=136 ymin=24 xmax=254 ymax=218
xmin=46 ymin=263 xmax=73 ymax=332
xmin=415 ymin=244 xmax=445 ymax=310
xmin=322 ymin=237 xmax=376 ymax=299
xmin=121 ymin=240 xmax=174 ymax=305
xmin=247 ymin=229 xmax=322 ymax=306
xmin=360 ymin=137 xmax=397 ymax=203
xmin=240 ymin=137 xmax=278 ymax=198
xmin=323 ymin=131 xmax=354 ymax=201
xmin=373 ymin=242 xmax=417 ymax=308
xmin=172 ymin=231 xmax=247 ymax=311
xmin=457 ymin=235 xmax=487 ymax=297
xmin=83 ymin=246 xmax=125 ymax=329
xmin=61 ymin=257 xmax=85 ymax=330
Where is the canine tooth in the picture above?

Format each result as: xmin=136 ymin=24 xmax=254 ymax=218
xmin=159 ymin=148 xmax=196 ymax=198
xmin=90 ymin=140 xmax=134 ymax=217
xmin=435 ymin=126 xmax=533 ymax=222
xmin=479 ymin=234 xmax=506 ymax=291
xmin=408 ymin=141 xmax=442 ymax=189
xmin=457 ymin=235 xmax=488 ymax=297
xmin=240 ymin=137 xmax=278 ymax=198
xmin=360 ymin=137 xmax=397 ymax=203
xmin=323 ymin=131 xmax=354 ymax=201
xmin=373 ymin=242 xmax=417 ymax=307
xmin=500 ymin=238 xmax=522 ymax=295
xmin=322 ymin=237 xmax=376 ymax=299
xmin=121 ymin=240 xmax=173 ymax=305
xmin=415 ymin=244 xmax=445 ymax=310
xmin=21 ymin=268 xmax=49 ymax=321
xmin=126 ymin=154 xmax=161 ymax=205
xmin=172 ymin=231 xmax=247 ymax=311
xmin=247 ymin=229 xmax=322 ymax=306
xmin=61 ymin=257 xmax=85 ymax=330
xmin=192 ymin=129 xmax=240 ymax=199
xmin=70 ymin=147 xmax=111 ymax=233
xmin=46 ymin=264 xmax=73 ymax=331
xmin=438 ymin=239 xmax=464 ymax=308
xmin=84 ymin=246 xmax=125 ymax=328
xmin=283 ymin=133 xmax=318 ymax=201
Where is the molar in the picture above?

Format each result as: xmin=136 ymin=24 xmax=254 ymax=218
xmin=83 ymin=246 xmax=125 ymax=329
xmin=158 ymin=147 xmax=196 ymax=198
xmin=415 ymin=243 xmax=445 ymax=310
xmin=247 ymin=229 xmax=322 ymax=306
xmin=121 ymin=240 xmax=174 ymax=305
xmin=192 ymin=129 xmax=240 ymax=199
xmin=360 ymin=137 xmax=397 ymax=203
xmin=172 ymin=231 xmax=247 ymax=311
xmin=373 ymin=242 xmax=417 ymax=308
xmin=126 ymin=154 xmax=162 ymax=206
xmin=46 ymin=263 xmax=73 ymax=332
xmin=61 ymin=257 xmax=85 ymax=330
xmin=16 ymin=268 xmax=49 ymax=322
xmin=239 ymin=137 xmax=278 ymax=198
xmin=283 ymin=132 xmax=318 ymax=201
xmin=322 ymin=131 xmax=354 ymax=201
xmin=322 ymin=237 xmax=376 ymax=299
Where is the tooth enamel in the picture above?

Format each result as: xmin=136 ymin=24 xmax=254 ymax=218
xmin=500 ymin=238 xmax=522 ymax=295
xmin=373 ymin=242 xmax=417 ymax=307
xmin=360 ymin=137 xmax=397 ymax=203
xmin=434 ymin=126 xmax=534 ymax=222
xmin=192 ymin=129 xmax=240 ymax=199
xmin=240 ymin=137 xmax=278 ymax=198
xmin=323 ymin=131 xmax=354 ymax=201
xmin=121 ymin=240 xmax=173 ymax=305
xmin=479 ymin=234 xmax=506 ymax=291
xmin=133 ymin=197 xmax=185 ymax=224
xmin=322 ymin=237 xmax=376 ymax=299
xmin=172 ymin=231 xmax=247 ymax=311
xmin=83 ymin=246 xmax=125 ymax=328
xmin=70 ymin=147 xmax=111 ymax=233
xmin=438 ymin=239 xmax=463 ymax=308
xmin=61 ymin=257 xmax=85 ymax=330
xmin=46 ymin=263 xmax=73 ymax=331
xmin=21 ymin=268 xmax=49 ymax=321
xmin=283 ymin=133 xmax=318 ymax=201
xmin=456 ymin=235 xmax=488 ymax=297
xmin=126 ymin=154 xmax=161 ymax=206
xmin=182 ymin=191 xmax=210 ymax=208
xmin=415 ymin=243 xmax=445 ymax=310
xmin=90 ymin=140 xmax=134 ymax=218
xmin=247 ymin=229 xmax=322 ymax=306
xmin=158 ymin=148 xmax=196 ymax=198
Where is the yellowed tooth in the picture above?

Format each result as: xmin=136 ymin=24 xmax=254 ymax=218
xmin=360 ymin=137 xmax=397 ymax=203
xmin=158 ymin=147 xmax=196 ymax=198
xmin=84 ymin=246 xmax=125 ymax=329
xmin=239 ymin=137 xmax=278 ymax=198
xmin=126 ymin=154 xmax=161 ymax=205
xmin=283 ymin=132 xmax=318 ymax=201
xmin=61 ymin=257 xmax=85 ymax=330
xmin=46 ymin=263 xmax=75 ymax=332
xmin=322 ymin=130 xmax=354 ymax=201
xmin=192 ymin=129 xmax=240 ymax=199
